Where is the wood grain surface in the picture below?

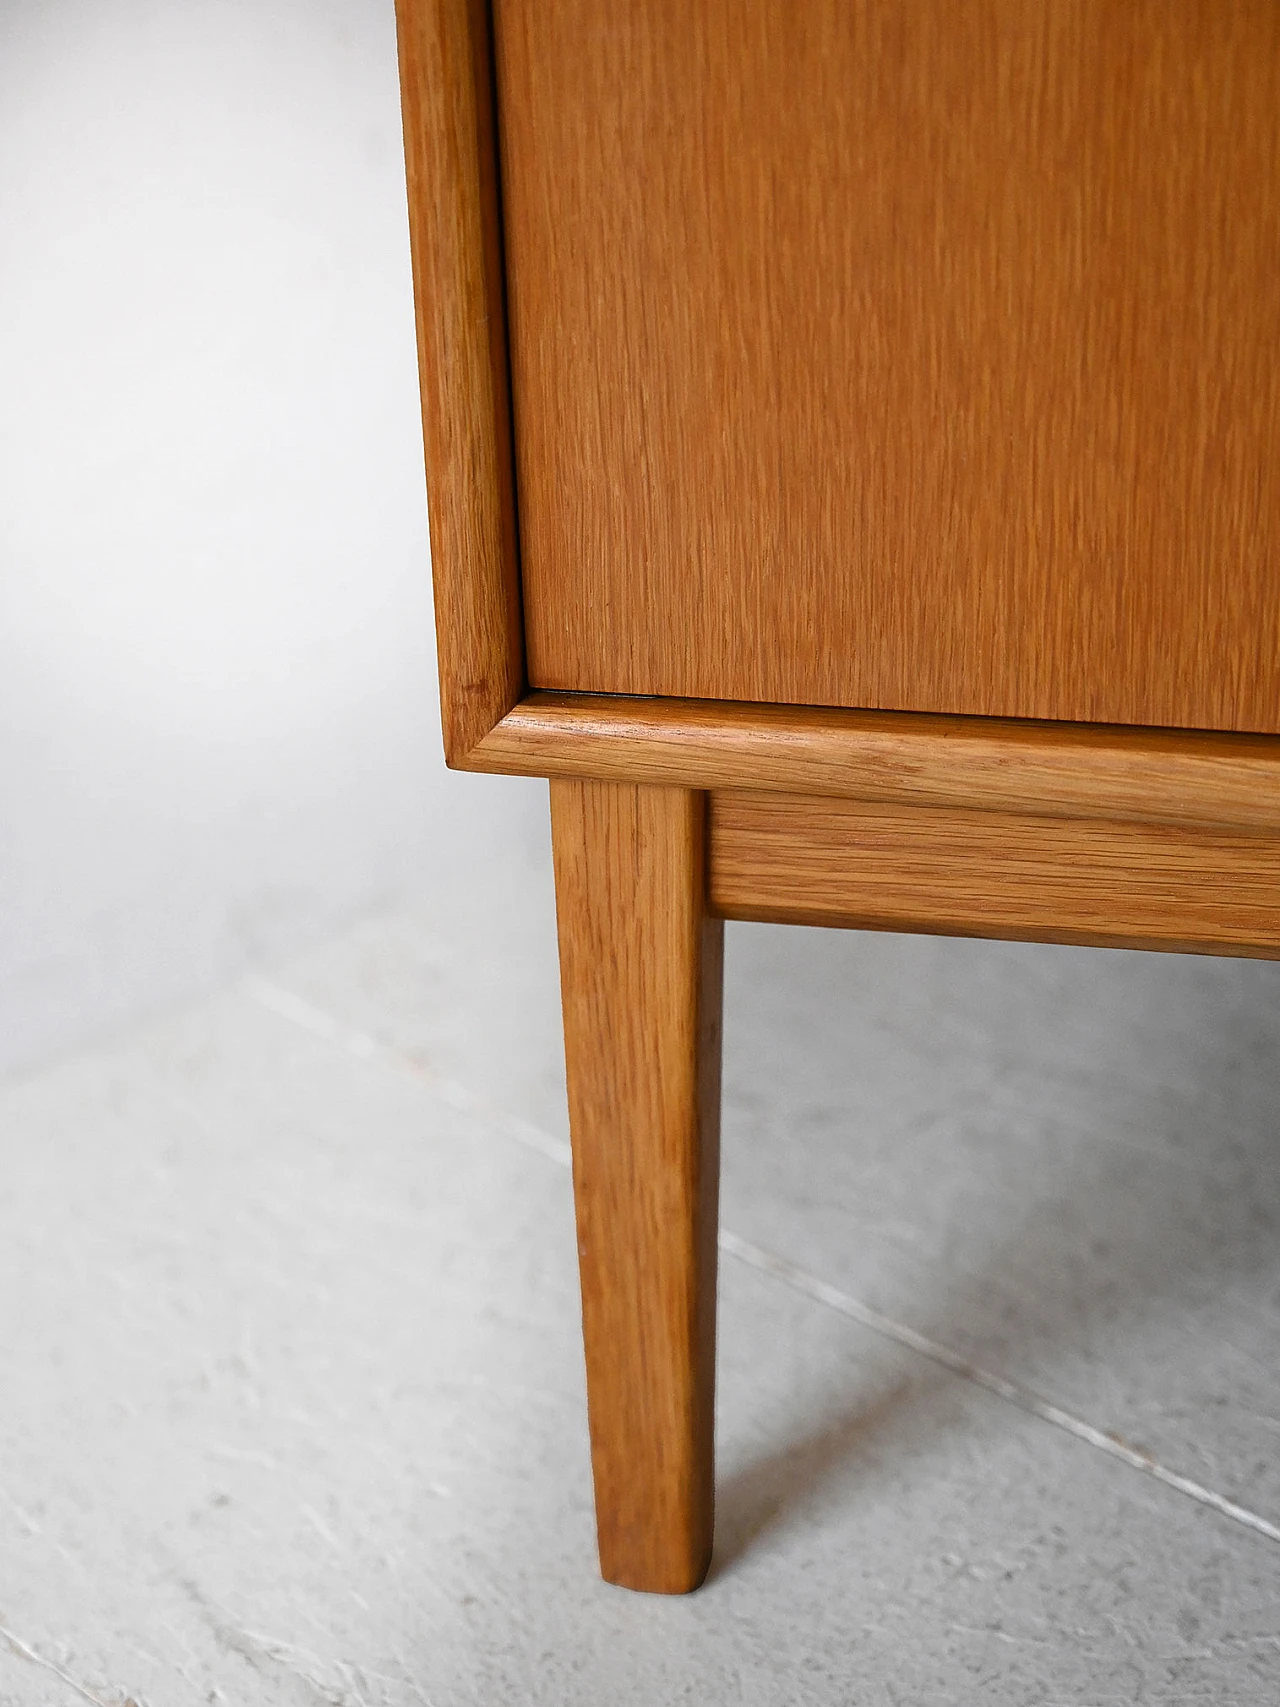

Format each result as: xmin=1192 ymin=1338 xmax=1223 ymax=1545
xmin=396 ymin=0 xmax=522 ymax=760
xmin=494 ymin=0 xmax=1280 ymax=732
xmin=550 ymin=780 xmax=722 ymax=1593
xmin=710 ymin=791 xmax=1280 ymax=957
xmin=468 ymin=692 xmax=1280 ymax=834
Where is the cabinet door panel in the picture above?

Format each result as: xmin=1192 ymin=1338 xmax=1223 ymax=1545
xmin=494 ymin=0 xmax=1280 ymax=732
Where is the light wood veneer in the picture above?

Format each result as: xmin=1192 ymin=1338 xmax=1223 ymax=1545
xmin=495 ymin=0 xmax=1280 ymax=732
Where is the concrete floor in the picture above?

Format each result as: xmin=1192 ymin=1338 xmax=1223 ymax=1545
xmin=3 ymin=792 xmax=1279 ymax=1705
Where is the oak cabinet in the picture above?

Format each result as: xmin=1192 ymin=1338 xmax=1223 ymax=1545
xmin=396 ymin=0 xmax=1280 ymax=1593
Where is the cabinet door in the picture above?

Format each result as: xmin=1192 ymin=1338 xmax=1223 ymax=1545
xmin=493 ymin=0 xmax=1280 ymax=732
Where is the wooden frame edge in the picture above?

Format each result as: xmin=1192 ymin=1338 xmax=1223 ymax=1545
xmin=462 ymin=691 xmax=1280 ymax=836
xmin=396 ymin=0 xmax=524 ymax=763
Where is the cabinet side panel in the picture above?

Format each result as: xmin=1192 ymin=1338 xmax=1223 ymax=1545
xmin=396 ymin=0 xmax=522 ymax=760
xmin=495 ymin=0 xmax=1280 ymax=732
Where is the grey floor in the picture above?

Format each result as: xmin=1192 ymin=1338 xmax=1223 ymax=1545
xmin=3 ymin=791 xmax=1279 ymax=1706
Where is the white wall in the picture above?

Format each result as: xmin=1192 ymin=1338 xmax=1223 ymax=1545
xmin=0 ymin=0 xmax=540 ymax=1073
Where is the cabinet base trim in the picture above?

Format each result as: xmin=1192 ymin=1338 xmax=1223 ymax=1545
xmin=464 ymin=691 xmax=1280 ymax=836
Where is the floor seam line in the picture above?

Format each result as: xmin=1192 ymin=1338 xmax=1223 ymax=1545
xmin=718 ymin=1231 xmax=1280 ymax=1546
xmin=244 ymin=974 xmax=1280 ymax=1550
xmin=1 ymin=1622 xmax=121 ymax=1707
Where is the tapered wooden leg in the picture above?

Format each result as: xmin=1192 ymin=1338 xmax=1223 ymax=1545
xmin=550 ymin=779 xmax=723 ymax=1594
